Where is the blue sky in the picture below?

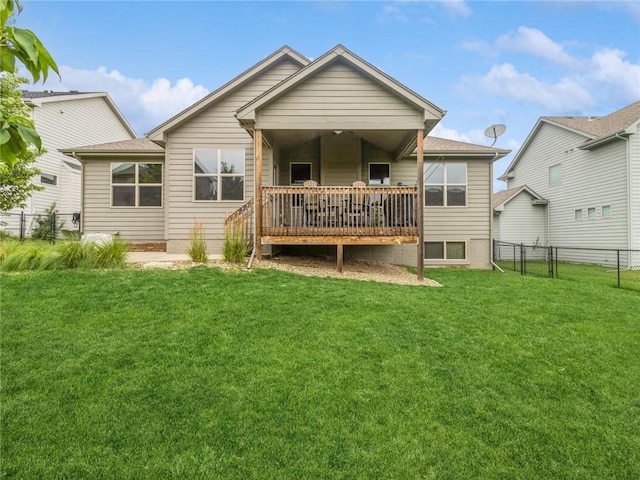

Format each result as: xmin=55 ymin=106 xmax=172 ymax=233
xmin=20 ymin=0 xmax=640 ymax=190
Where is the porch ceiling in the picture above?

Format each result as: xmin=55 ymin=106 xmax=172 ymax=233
xmin=267 ymin=128 xmax=416 ymax=154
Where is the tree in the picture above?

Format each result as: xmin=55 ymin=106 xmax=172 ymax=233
xmin=0 ymin=71 xmax=42 ymax=212
xmin=1 ymin=0 xmax=59 ymax=167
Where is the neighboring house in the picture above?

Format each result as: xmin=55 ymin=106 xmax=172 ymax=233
xmin=62 ymin=45 xmax=509 ymax=274
xmin=1 ymin=91 xmax=136 ymax=235
xmin=496 ymin=100 xmax=640 ymax=256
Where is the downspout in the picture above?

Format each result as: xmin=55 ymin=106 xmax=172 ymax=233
xmin=68 ymin=151 xmax=85 ymax=234
xmin=490 ymin=152 xmax=503 ymax=272
xmin=614 ymin=133 xmax=632 ymax=251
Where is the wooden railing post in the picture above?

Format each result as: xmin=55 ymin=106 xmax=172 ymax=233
xmin=416 ymin=129 xmax=424 ymax=281
xmin=255 ymin=129 xmax=263 ymax=259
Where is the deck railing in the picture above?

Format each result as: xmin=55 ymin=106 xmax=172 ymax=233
xmin=261 ymin=185 xmax=418 ymax=237
xmin=225 ymin=197 xmax=254 ymax=250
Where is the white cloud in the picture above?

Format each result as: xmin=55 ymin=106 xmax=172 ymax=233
xmin=431 ymin=123 xmax=489 ymax=145
xmin=437 ymin=0 xmax=471 ymax=17
xmin=30 ymin=65 xmax=209 ymax=135
xmin=496 ymin=26 xmax=580 ymax=69
xmin=588 ymin=48 xmax=640 ymax=102
xmin=376 ymin=4 xmax=409 ymax=22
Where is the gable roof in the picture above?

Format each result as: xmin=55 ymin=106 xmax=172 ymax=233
xmin=493 ymin=185 xmax=547 ymax=210
xmin=22 ymin=91 xmax=138 ymax=138
xmin=501 ymin=100 xmax=640 ymax=179
xmin=235 ymin=44 xmax=445 ymax=126
xmin=146 ymin=46 xmax=309 ymax=141
xmin=422 ymin=136 xmax=510 ymax=159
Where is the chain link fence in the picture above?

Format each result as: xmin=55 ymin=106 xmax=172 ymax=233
xmin=0 ymin=211 xmax=81 ymax=242
xmin=494 ymin=240 xmax=640 ymax=291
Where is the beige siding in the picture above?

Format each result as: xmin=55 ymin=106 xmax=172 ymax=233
xmin=630 ymin=128 xmax=640 ymax=250
xmin=321 ymin=133 xmax=361 ymax=185
xmin=257 ymin=60 xmax=424 ymax=130
xmin=82 ymin=158 xmax=165 ymax=241
xmin=165 ymin=59 xmax=301 ymax=253
xmin=509 ymin=123 xmax=629 ymax=248
xmin=278 ymin=138 xmax=320 ymax=185
xmin=496 ymin=192 xmax=548 ymax=245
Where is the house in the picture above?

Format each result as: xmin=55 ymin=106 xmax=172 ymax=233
xmin=495 ymin=101 xmax=640 ymax=257
xmin=61 ymin=45 xmax=509 ymax=276
xmin=1 ymin=91 xmax=137 ymax=236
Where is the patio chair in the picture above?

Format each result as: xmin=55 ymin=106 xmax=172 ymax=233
xmin=346 ymin=181 xmax=368 ymax=228
xmin=303 ymin=180 xmax=320 ymax=226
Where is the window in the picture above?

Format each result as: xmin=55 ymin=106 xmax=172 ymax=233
xmin=40 ymin=173 xmax=57 ymax=185
xmin=588 ymin=207 xmax=596 ymax=219
xmin=575 ymin=209 xmax=583 ymax=220
xmin=425 ymin=241 xmax=466 ymax=260
xmin=369 ymin=163 xmax=390 ymax=185
xmin=424 ymin=162 xmax=466 ymax=206
xmin=602 ymin=205 xmax=612 ymax=217
xmin=111 ymin=162 xmax=162 ymax=207
xmin=290 ymin=163 xmax=311 ymax=185
xmin=549 ymin=164 xmax=561 ymax=185
xmin=194 ymin=149 xmax=244 ymax=201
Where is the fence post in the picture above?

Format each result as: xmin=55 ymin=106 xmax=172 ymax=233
xmin=617 ymin=250 xmax=620 ymax=288
xmin=520 ymin=243 xmax=525 ymax=275
xmin=548 ymin=246 xmax=554 ymax=278
xmin=19 ymin=211 xmax=25 ymax=241
xmin=555 ymin=247 xmax=558 ymax=279
xmin=513 ymin=244 xmax=516 ymax=272
xmin=50 ymin=211 xmax=56 ymax=244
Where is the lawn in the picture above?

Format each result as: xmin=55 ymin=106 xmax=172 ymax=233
xmin=2 ymin=266 xmax=639 ymax=479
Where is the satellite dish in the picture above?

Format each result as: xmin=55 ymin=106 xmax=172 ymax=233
xmin=484 ymin=124 xmax=507 ymax=147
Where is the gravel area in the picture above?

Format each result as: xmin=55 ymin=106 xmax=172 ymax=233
xmin=128 ymin=254 xmax=441 ymax=287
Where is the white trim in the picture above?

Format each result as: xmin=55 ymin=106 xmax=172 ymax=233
xmin=289 ymin=162 xmax=312 ymax=185
xmin=110 ymin=162 xmax=163 ymax=208
xmin=424 ymin=240 xmax=468 ymax=261
xmin=368 ymin=162 xmax=391 ymax=186
xmin=192 ymin=148 xmax=246 ymax=202
xmin=424 ymin=161 xmax=467 ymax=207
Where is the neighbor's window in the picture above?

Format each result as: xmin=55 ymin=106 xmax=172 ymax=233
xmin=602 ymin=205 xmax=611 ymax=217
xmin=574 ymin=209 xmax=583 ymax=220
xmin=111 ymin=162 xmax=162 ymax=207
xmin=194 ymin=149 xmax=244 ymax=201
xmin=588 ymin=207 xmax=596 ymax=219
xmin=369 ymin=163 xmax=390 ymax=185
xmin=424 ymin=162 xmax=467 ymax=206
xmin=549 ymin=164 xmax=562 ymax=185
xmin=40 ymin=173 xmax=57 ymax=185
xmin=290 ymin=162 xmax=312 ymax=185
xmin=425 ymin=241 xmax=466 ymax=260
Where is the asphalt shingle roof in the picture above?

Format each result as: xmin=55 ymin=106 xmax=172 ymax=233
xmin=21 ymin=90 xmax=93 ymax=99
xmin=544 ymin=100 xmax=640 ymax=138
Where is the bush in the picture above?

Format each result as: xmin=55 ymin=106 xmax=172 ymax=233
xmin=223 ymin=223 xmax=248 ymax=264
xmin=94 ymin=238 xmax=128 ymax=269
xmin=186 ymin=220 xmax=208 ymax=263
xmin=31 ymin=203 xmax=65 ymax=242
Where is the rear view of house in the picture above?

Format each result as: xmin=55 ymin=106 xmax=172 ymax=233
xmin=1 ymin=91 xmax=137 ymax=236
xmin=62 ymin=45 xmax=509 ymax=276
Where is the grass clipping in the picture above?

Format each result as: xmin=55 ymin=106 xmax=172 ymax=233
xmin=186 ymin=219 xmax=208 ymax=264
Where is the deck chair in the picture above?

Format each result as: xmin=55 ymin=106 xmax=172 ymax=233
xmin=303 ymin=180 xmax=320 ymax=226
xmin=346 ymin=181 xmax=368 ymax=227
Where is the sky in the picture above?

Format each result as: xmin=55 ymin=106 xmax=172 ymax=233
xmin=18 ymin=0 xmax=640 ymax=191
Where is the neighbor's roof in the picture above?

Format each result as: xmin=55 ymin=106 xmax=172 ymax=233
xmin=492 ymin=185 xmax=547 ymax=210
xmin=501 ymin=100 xmax=640 ymax=179
xmin=59 ymin=138 xmax=164 ymax=156
xmin=22 ymin=90 xmax=94 ymax=99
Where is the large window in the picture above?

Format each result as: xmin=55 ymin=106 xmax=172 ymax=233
xmin=424 ymin=162 xmax=466 ymax=206
xmin=369 ymin=163 xmax=390 ymax=185
xmin=194 ymin=149 xmax=244 ymax=201
xmin=425 ymin=241 xmax=466 ymax=260
xmin=549 ymin=164 xmax=561 ymax=185
xmin=111 ymin=162 xmax=162 ymax=207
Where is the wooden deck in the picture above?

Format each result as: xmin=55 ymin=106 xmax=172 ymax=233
xmin=260 ymin=185 xmax=418 ymax=244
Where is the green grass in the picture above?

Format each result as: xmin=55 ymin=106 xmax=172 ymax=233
xmin=2 ymin=267 xmax=639 ymax=479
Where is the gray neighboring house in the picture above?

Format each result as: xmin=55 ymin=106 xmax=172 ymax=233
xmin=62 ymin=45 xmax=510 ymax=273
xmin=2 ymin=91 xmax=136 ymax=235
xmin=495 ymin=100 xmax=640 ymax=257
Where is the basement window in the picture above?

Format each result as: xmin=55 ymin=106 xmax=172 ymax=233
xmin=40 ymin=173 xmax=57 ymax=185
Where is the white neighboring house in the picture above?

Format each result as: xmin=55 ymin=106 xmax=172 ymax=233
xmin=1 ymin=91 xmax=136 ymax=236
xmin=494 ymin=101 xmax=640 ymax=259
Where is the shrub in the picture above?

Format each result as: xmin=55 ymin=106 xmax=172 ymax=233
xmin=94 ymin=238 xmax=128 ymax=269
xmin=223 ymin=223 xmax=248 ymax=264
xmin=186 ymin=219 xmax=208 ymax=263
xmin=31 ymin=203 xmax=65 ymax=242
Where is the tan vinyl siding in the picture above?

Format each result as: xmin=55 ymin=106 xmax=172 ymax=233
xmin=82 ymin=158 xmax=165 ymax=241
xmin=165 ymin=59 xmax=301 ymax=253
xmin=509 ymin=123 xmax=629 ymax=248
xmin=321 ymin=133 xmax=361 ymax=185
xmin=496 ymin=192 xmax=548 ymax=245
xmin=630 ymin=128 xmax=640 ymax=250
xmin=257 ymin=60 xmax=424 ymax=130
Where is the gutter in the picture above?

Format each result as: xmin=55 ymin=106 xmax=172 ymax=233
xmin=579 ymin=130 xmax=626 ymax=150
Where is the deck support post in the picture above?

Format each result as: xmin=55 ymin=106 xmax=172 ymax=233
xmin=255 ymin=129 xmax=263 ymax=259
xmin=416 ymin=129 xmax=424 ymax=281
xmin=337 ymin=243 xmax=344 ymax=273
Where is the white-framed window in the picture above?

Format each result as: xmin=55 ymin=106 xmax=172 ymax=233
xmin=424 ymin=162 xmax=467 ymax=207
xmin=194 ymin=149 xmax=244 ymax=201
xmin=602 ymin=205 xmax=612 ymax=217
xmin=369 ymin=163 xmax=390 ymax=185
xmin=575 ymin=209 xmax=583 ymax=220
xmin=425 ymin=241 xmax=466 ymax=260
xmin=290 ymin=162 xmax=312 ymax=185
xmin=40 ymin=173 xmax=57 ymax=185
xmin=588 ymin=207 xmax=596 ymax=219
xmin=111 ymin=162 xmax=162 ymax=207
xmin=549 ymin=164 xmax=561 ymax=185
